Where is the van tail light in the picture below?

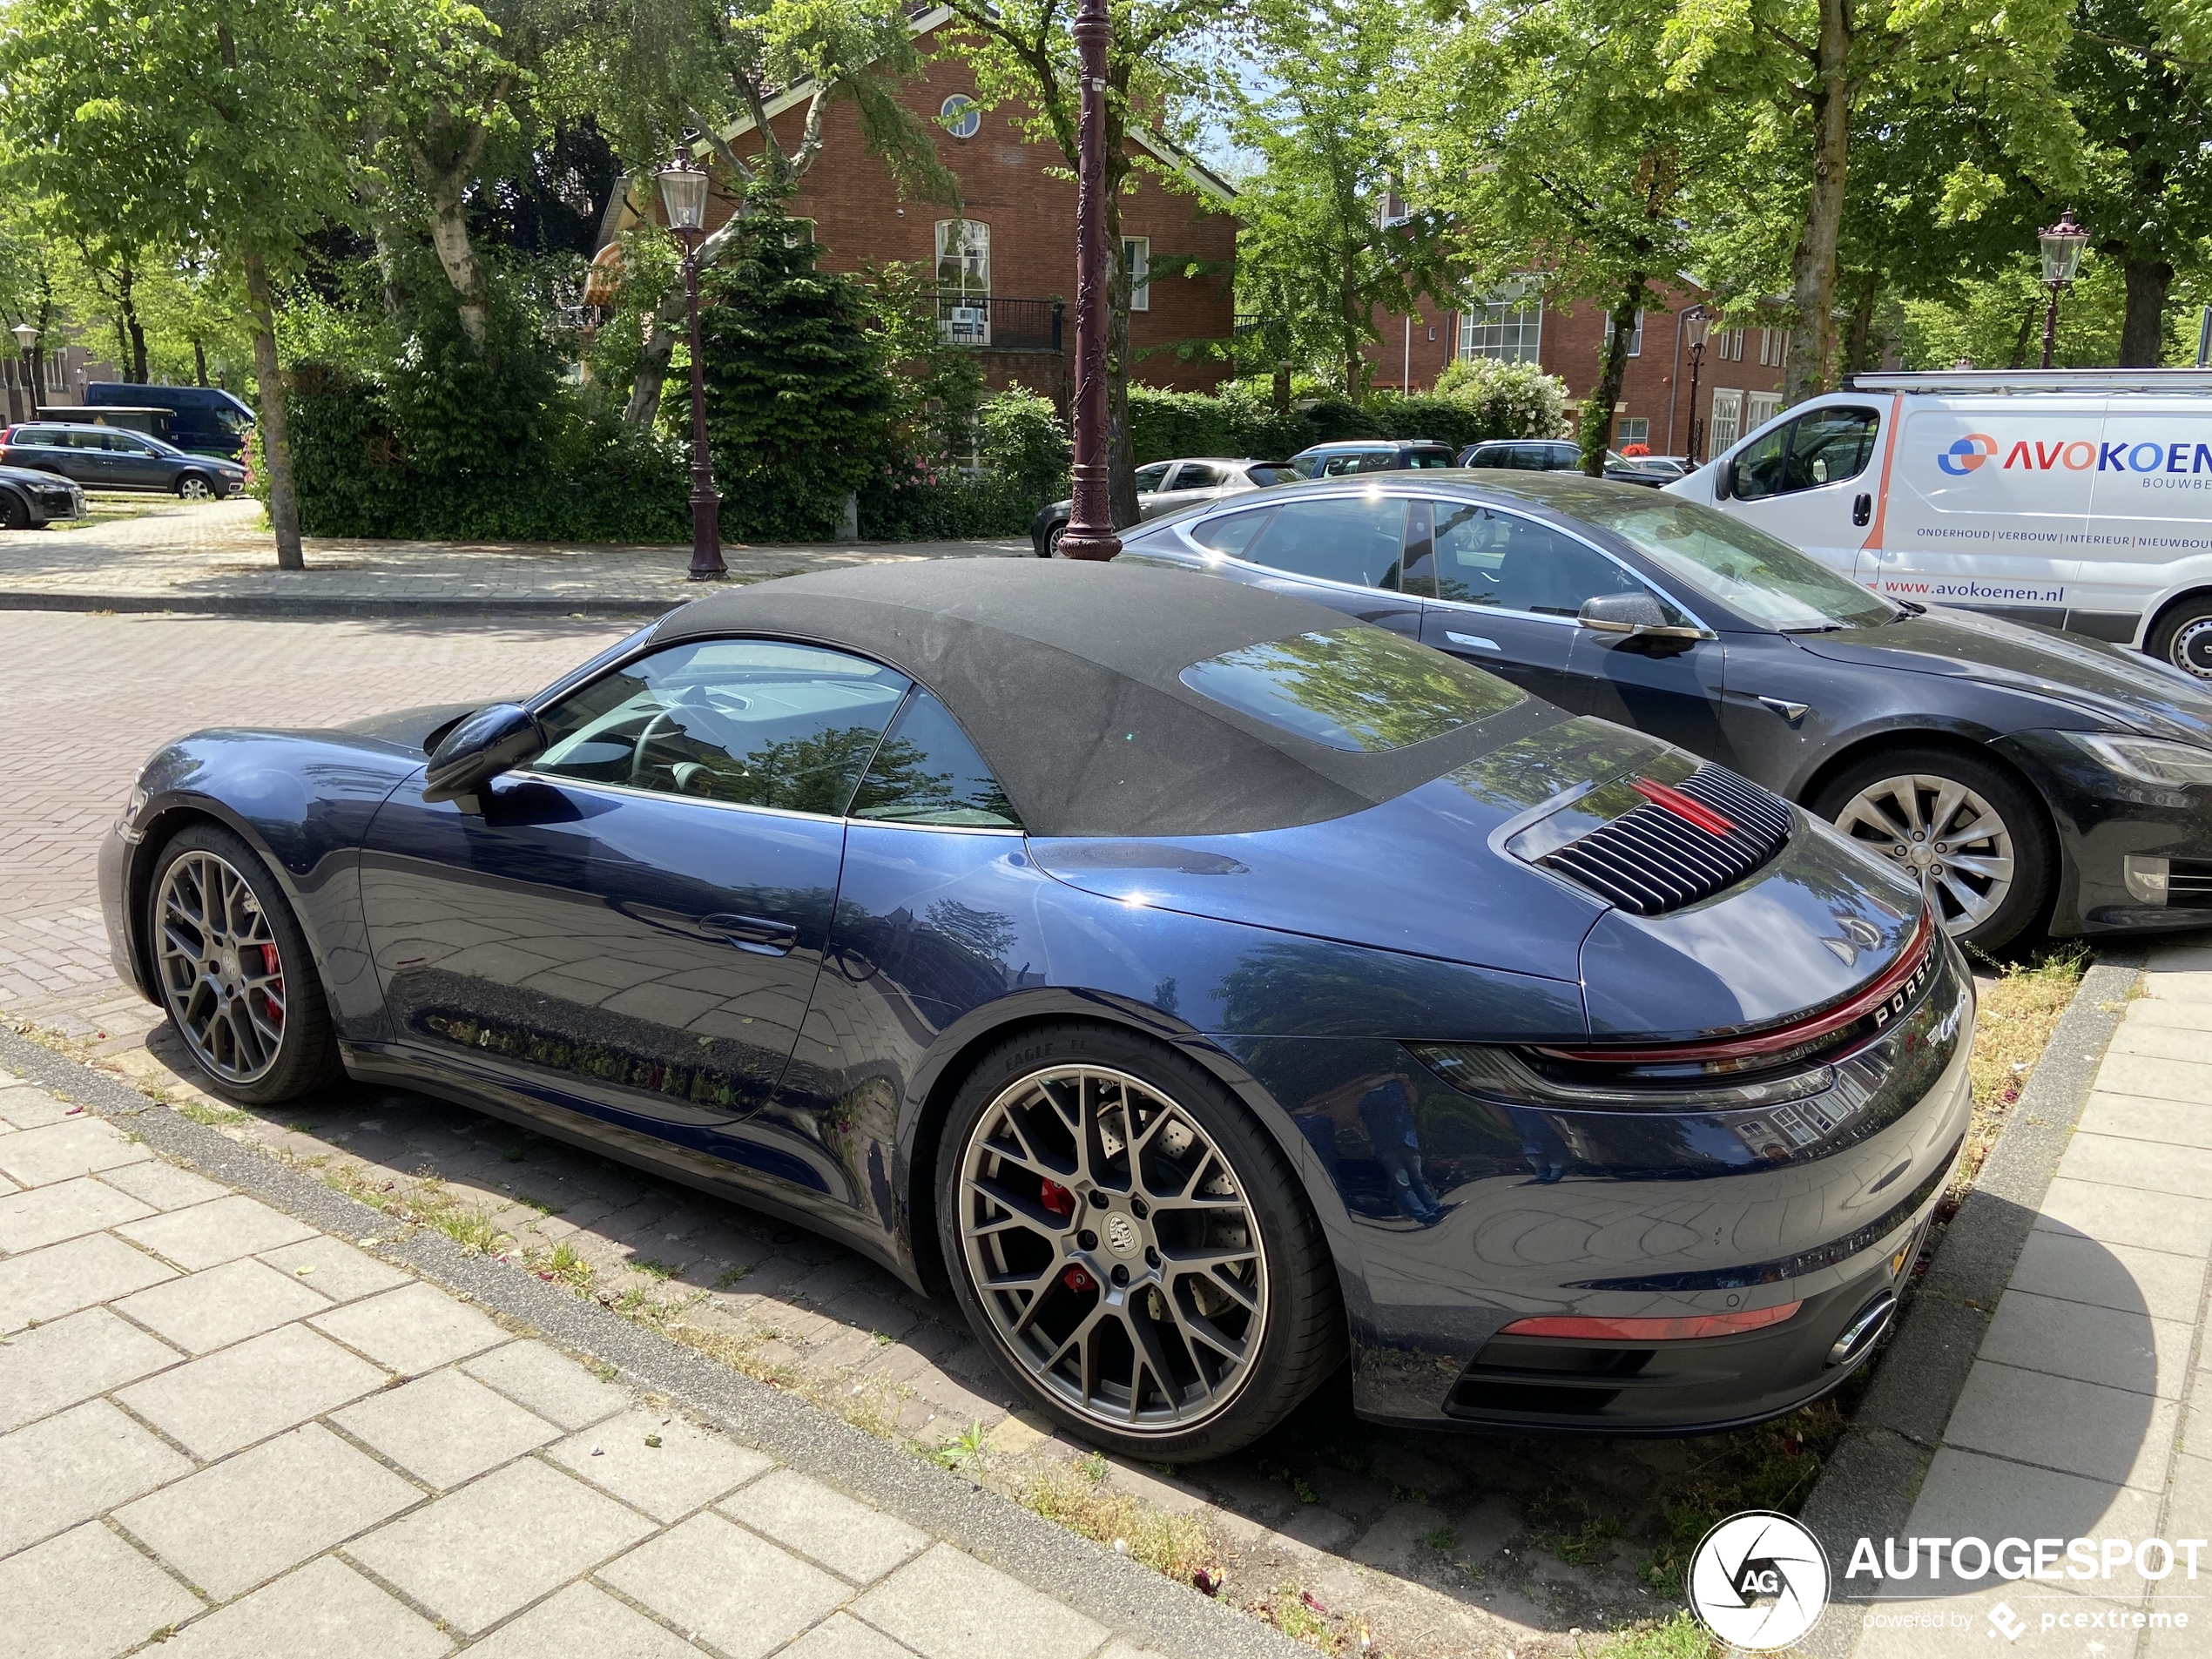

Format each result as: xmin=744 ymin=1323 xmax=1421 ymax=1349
xmin=1501 ymin=1304 xmax=1800 ymax=1342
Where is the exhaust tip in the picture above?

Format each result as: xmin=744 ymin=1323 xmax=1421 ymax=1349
xmin=1827 ymin=1291 xmax=1897 ymax=1368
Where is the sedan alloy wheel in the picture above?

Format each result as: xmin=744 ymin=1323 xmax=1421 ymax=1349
xmin=1832 ymin=772 xmax=2014 ymax=935
xmin=177 ymin=475 xmax=216 ymax=501
xmin=154 ymin=847 xmax=288 ymax=1084
xmin=956 ymin=1064 xmax=1270 ymax=1434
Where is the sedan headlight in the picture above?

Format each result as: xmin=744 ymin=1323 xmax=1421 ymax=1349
xmin=2062 ymin=732 xmax=2212 ymax=786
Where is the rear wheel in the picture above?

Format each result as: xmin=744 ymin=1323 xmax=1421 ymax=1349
xmin=1042 ymin=521 xmax=1067 ymax=558
xmin=1813 ymin=746 xmax=2053 ymax=950
xmin=2147 ymin=594 xmax=2212 ymax=681
xmin=176 ymin=474 xmax=217 ymax=502
xmin=937 ymin=1022 xmax=1342 ymax=1460
xmin=145 ymin=823 xmax=340 ymax=1105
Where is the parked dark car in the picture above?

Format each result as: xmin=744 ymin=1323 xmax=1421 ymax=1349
xmin=0 ymin=422 xmax=248 ymax=499
xmin=1031 ymin=458 xmax=1289 ymax=556
xmin=87 ymin=382 xmax=255 ymax=459
xmin=1460 ymin=438 xmax=1671 ymax=486
xmin=1287 ymin=440 xmax=1457 ymax=477
xmin=0 ymin=463 xmax=86 ymax=529
xmin=1119 ymin=471 xmax=2212 ymax=949
xmin=103 ymin=559 xmax=1966 ymax=1453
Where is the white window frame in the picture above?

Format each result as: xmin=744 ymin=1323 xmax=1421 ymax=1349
xmin=1615 ymin=415 xmax=1650 ymax=448
xmin=1709 ymin=388 xmax=1743 ymax=452
xmin=935 ymin=219 xmax=991 ymax=344
xmin=1758 ymin=327 xmax=1790 ymax=368
xmin=1459 ymin=281 xmax=1544 ymax=364
xmin=1745 ymin=391 xmax=1785 ymax=429
xmin=1123 ymin=237 xmax=1150 ymax=312
xmin=1603 ymin=309 xmax=1646 ymax=357
xmin=940 ymin=94 xmax=981 ymax=139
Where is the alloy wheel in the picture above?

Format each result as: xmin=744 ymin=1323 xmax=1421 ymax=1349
xmin=179 ymin=477 xmax=214 ymax=501
xmin=1832 ymin=772 xmax=2014 ymax=935
xmin=956 ymin=1065 xmax=1269 ymax=1433
xmin=154 ymin=849 xmax=287 ymax=1083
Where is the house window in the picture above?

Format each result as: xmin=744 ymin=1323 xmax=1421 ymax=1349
xmin=1459 ymin=283 xmax=1543 ymax=363
xmin=1746 ymin=391 xmax=1785 ymax=430
xmin=1758 ymin=327 xmax=1788 ymax=368
xmin=1603 ymin=310 xmax=1645 ymax=357
xmin=1615 ymin=415 xmax=1650 ymax=448
xmin=1709 ymin=389 xmax=1743 ymax=451
xmin=1715 ymin=327 xmax=1745 ymax=362
xmin=940 ymin=95 xmax=981 ymax=139
xmin=1123 ymin=237 xmax=1150 ymax=312
xmin=787 ymin=218 xmax=817 ymax=248
xmin=935 ymin=219 xmax=990 ymax=343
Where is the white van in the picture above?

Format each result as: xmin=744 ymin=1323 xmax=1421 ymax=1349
xmin=1664 ymin=368 xmax=2212 ymax=677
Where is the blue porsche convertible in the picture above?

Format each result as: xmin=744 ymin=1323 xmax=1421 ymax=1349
xmin=101 ymin=560 xmax=1971 ymax=1456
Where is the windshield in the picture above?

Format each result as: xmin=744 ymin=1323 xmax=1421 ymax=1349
xmin=1180 ymin=624 xmax=1525 ymax=752
xmin=1568 ymin=495 xmax=1900 ymax=631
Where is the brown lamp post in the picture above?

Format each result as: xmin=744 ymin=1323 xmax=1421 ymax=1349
xmin=12 ymin=323 xmax=39 ymax=421
xmin=1055 ymin=0 xmax=1119 ymax=561
xmin=658 ymin=154 xmax=726 ymax=581
xmin=2037 ymin=209 xmax=2089 ymax=371
xmin=1681 ymin=305 xmax=1710 ymax=465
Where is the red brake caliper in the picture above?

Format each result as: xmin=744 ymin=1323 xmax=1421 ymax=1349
xmin=258 ymin=943 xmax=283 ymax=1026
xmin=1038 ymin=1180 xmax=1093 ymax=1293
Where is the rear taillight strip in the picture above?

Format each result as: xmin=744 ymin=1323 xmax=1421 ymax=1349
xmin=1499 ymin=1303 xmax=1801 ymax=1342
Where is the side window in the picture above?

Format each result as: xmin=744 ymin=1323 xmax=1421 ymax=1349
xmin=1466 ymin=446 xmax=1506 ymax=469
xmin=1242 ymin=497 xmax=1408 ymax=589
xmin=1191 ymin=506 xmax=1276 ymax=556
xmin=1354 ymin=450 xmax=1398 ymax=473
xmin=1174 ymin=462 xmax=1230 ymax=488
xmin=1781 ymin=407 xmax=1880 ymax=491
xmin=1435 ymin=507 xmax=1680 ymax=619
xmin=850 ymin=691 xmax=1021 ymax=828
xmin=1134 ymin=462 xmax=1172 ymax=493
xmin=1729 ymin=419 xmax=1793 ymax=502
xmin=531 ymin=639 xmax=910 ymax=814
xmin=1401 ymin=499 xmax=1438 ymax=598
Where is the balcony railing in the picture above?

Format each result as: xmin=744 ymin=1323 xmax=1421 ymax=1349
xmin=930 ymin=294 xmax=1064 ymax=353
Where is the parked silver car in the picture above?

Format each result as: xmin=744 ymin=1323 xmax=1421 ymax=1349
xmin=1031 ymin=458 xmax=1290 ymax=555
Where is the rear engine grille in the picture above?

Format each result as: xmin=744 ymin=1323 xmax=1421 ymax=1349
xmin=1539 ymin=765 xmax=1791 ymax=916
xmin=2171 ymin=860 xmax=2212 ymax=900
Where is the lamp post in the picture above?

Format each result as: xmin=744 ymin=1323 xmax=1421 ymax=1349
xmin=2037 ymin=209 xmax=2089 ymax=371
xmin=11 ymin=323 xmax=38 ymax=422
xmin=1681 ymin=305 xmax=1710 ymax=465
xmin=658 ymin=154 xmax=725 ymax=581
xmin=1055 ymin=0 xmax=1118 ymax=561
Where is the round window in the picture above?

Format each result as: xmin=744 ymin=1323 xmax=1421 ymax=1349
xmin=941 ymin=94 xmax=981 ymax=139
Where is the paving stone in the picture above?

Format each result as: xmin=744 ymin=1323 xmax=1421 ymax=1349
xmin=0 ymin=1396 xmax=196 ymax=1555
xmin=0 ymin=1114 xmax=152 ymax=1185
xmin=116 ymin=1194 xmax=319 ymax=1271
xmin=115 ymin=1256 xmax=334 ymax=1354
xmin=2006 ymin=1229 xmax=2209 ymax=1324
xmin=597 ymin=1511 xmax=848 ymax=1659
xmin=116 ymin=1423 xmax=423 ymax=1602
xmin=257 ymin=1234 xmax=411 ymax=1302
xmin=119 ymin=1322 xmax=390 ymax=1459
xmin=547 ymin=1406 xmax=772 ymax=1521
xmin=0 ymin=1230 xmax=174 ymax=1333
xmin=718 ymin=1466 xmax=928 ymax=1583
xmin=1902 ymin=1447 xmax=2166 ymax=1598
xmin=163 ymin=1554 xmax=451 ymax=1659
xmin=779 ymin=1614 xmax=923 ymax=1659
xmin=462 ymin=1581 xmax=695 ymax=1659
xmin=0 ymin=1521 xmax=203 ymax=1659
xmin=334 ymin=1366 xmax=559 ymax=1488
xmin=347 ymin=1456 xmax=654 ymax=1635
xmin=0 ymin=1088 xmax=79 ymax=1130
xmin=853 ymin=1544 xmax=1109 ymax=1659
xmin=2094 ymin=1051 xmax=2212 ymax=1105
xmin=95 ymin=1157 xmax=231 ymax=1211
xmin=2034 ymin=1178 xmax=2212 ymax=1258
xmin=0 ymin=1305 xmax=182 ymax=1433
xmin=2167 ymin=1450 xmax=2212 ymax=1541
xmin=2059 ymin=1132 xmax=2212 ymax=1200
xmin=1979 ymin=1290 xmax=2195 ymax=1399
xmin=1943 ymin=1360 xmax=2179 ymax=1489
xmin=0 ymin=1172 xmax=153 ymax=1251
xmin=462 ymin=1339 xmax=629 ymax=1429
xmin=308 ymin=1281 xmax=505 ymax=1374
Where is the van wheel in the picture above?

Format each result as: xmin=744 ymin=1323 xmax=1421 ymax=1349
xmin=176 ymin=475 xmax=217 ymax=502
xmin=2147 ymin=595 xmax=2212 ymax=680
xmin=1814 ymin=747 xmax=2053 ymax=950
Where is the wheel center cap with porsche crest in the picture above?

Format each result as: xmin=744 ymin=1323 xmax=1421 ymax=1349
xmin=1105 ymin=1214 xmax=1140 ymax=1257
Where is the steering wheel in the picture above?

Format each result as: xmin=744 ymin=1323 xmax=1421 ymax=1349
xmin=629 ymin=705 xmax=689 ymax=786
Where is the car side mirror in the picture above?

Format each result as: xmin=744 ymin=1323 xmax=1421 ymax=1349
xmin=1577 ymin=592 xmax=1715 ymax=644
xmin=423 ymin=702 xmax=545 ymax=809
xmin=1713 ymin=459 xmax=1734 ymax=500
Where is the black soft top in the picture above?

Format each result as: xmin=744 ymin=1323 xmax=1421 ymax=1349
xmin=651 ymin=559 xmax=1558 ymax=838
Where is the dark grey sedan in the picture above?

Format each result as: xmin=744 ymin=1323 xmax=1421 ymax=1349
xmin=1118 ymin=469 xmax=2212 ymax=950
xmin=0 ymin=462 xmax=85 ymax=529
xmin=0 ymin=421 xmax=248 ymax=500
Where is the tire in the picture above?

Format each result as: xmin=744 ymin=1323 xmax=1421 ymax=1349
xmin=2147 ymin=594 xmax=2212 ymax=681
xmin=0 ymin=490 xmax=28 ymax=531
xmin=1042 ymin=521 xmax=1066 ymax=558
xmin=1812 ymin=745 xmax=2054 ymax=951
xmin=175 ymin=474 xmax=217 ymax=502
xmin=935 ymin=1021 xmax=1343 ymax=1460
xmin=144 ymin=823 xmax=341 ymax=1106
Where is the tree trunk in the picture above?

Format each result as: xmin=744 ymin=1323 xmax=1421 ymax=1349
xmin=1784 ymin=0 xmax=1852 ymax=403
xmin=1844 ymin=271 xmax=1878 ymax=375
xmin=241 ymin=252 xmax=304 ymax=572
xmin=124 ymin=269 xmax=149 ymax=383
xmin=2120 ymin=257 xmax=2174 ymax=367
xmin=421 ymin=172 xmax=489 ymax=347
xmin=2006 ymin=296 xmax=2038 ymax=370
xmin=193 ymin=339 xmax=209 ymax=388
xmin=1272 ymin=364 xmax=1291 ymax=414
xmin=1102 ymin=135 xmax=1138 ymax=533
xmin=1579 ymin=277 xmax=1646 ymax=475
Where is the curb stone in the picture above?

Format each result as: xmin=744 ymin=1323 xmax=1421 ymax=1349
xmin=1795 ymin=948 xmax=2145 ymax=1659
xmin=0 ymin=1024 xmax=1311 ymax=1659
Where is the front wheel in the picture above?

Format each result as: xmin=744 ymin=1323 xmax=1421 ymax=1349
xmin=176 ymin=474 xmax=217 ymax=502
xmin=145 ymin=823 xmax=341 ymax=1105
xmin=1813 ymin=746 xmax=2054 ymax=950
xmin=1041 ymin=521 xmax=1067 ymax=558
xmin=2147 ymin=595 xmax=2212 ymax=681
xmin=936 ymin=1022 xmax=1343 ymax=1460
xmin=0 ymin=490 xmax=28 ymax=531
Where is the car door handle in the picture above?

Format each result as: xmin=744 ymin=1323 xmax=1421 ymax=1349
xmin=701 ymin=913 xmax=799 ymax=955
xmin=1446 ymin=631 xmax=1502 ymax=652
xmin=1852 ymin=492 xmax=1872 ymax=527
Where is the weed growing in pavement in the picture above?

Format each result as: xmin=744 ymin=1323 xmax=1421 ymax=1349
xmin=713 ymin=1262 xmax=753 ymax=1288
xmin=1269 ymin=1583 xmax=1331 ymax=1646
xmin=1637 ymin=1401 xmax=1844 ymax=1591
xmin=1016 ymin=1456 xmax=1217 ymax=1586
xmin=1420 ymin=1521 xmax=1458 ymax=1553
xmin=176 ymin=1098 xmax=249 ymax=1128
xmin=631 ymin=1258 xmax=679 ymax=1281
xmin=927 ymin=1420 xmax=992 ymax=1472
xmin=531 ymin=1239 xmax=595 ymax=1292
xmin=1599 ymin=1611 xmax=1719 ymax=1659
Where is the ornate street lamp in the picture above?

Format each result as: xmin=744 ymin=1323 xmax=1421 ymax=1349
xmin=11 ymin=322 xmax=38 ymax=421
xmin=658 ymin=154 xmax=725 ymax=581
xmin=1055 ymin=0 xmax=1119 ymax=561
xmin=1681 ymin=305 xmax=1710 ymax=465
xmin=2037 ymin=209 xmax=2089 ymax=371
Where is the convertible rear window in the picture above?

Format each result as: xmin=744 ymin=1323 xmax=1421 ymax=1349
xmin=1178 ymin=625 xmax=1524 ymax=752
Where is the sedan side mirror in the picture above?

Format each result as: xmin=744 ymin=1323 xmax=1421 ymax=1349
xmin=1577 ymin=592 xmax=1716 ymax=644
xmin=423 ymin=702 xmax=546 ymax=809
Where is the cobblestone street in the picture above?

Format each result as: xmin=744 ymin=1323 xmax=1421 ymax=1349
xmin=0 ymin=602 xmax=1805 ymax=1658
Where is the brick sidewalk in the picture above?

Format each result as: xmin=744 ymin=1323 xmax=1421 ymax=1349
xmin=2 ymin=496 xmax=1027 ymax=613
xmin=0 ymin=1068 xmax=1171 ymax=1659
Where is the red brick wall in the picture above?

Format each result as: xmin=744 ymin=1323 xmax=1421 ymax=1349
xmin=697 ymin=38 xmax=1236 ymax=395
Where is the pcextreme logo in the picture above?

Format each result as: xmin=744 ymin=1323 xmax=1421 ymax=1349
xmin=1936 ymin=431 xmax=2212 ymax=476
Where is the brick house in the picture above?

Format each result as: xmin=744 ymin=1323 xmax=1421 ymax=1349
xmin=1367 ymin=282 xmax=1791 ymax=460
xmin=617 ymin=8 xmax=1239 ymax=403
